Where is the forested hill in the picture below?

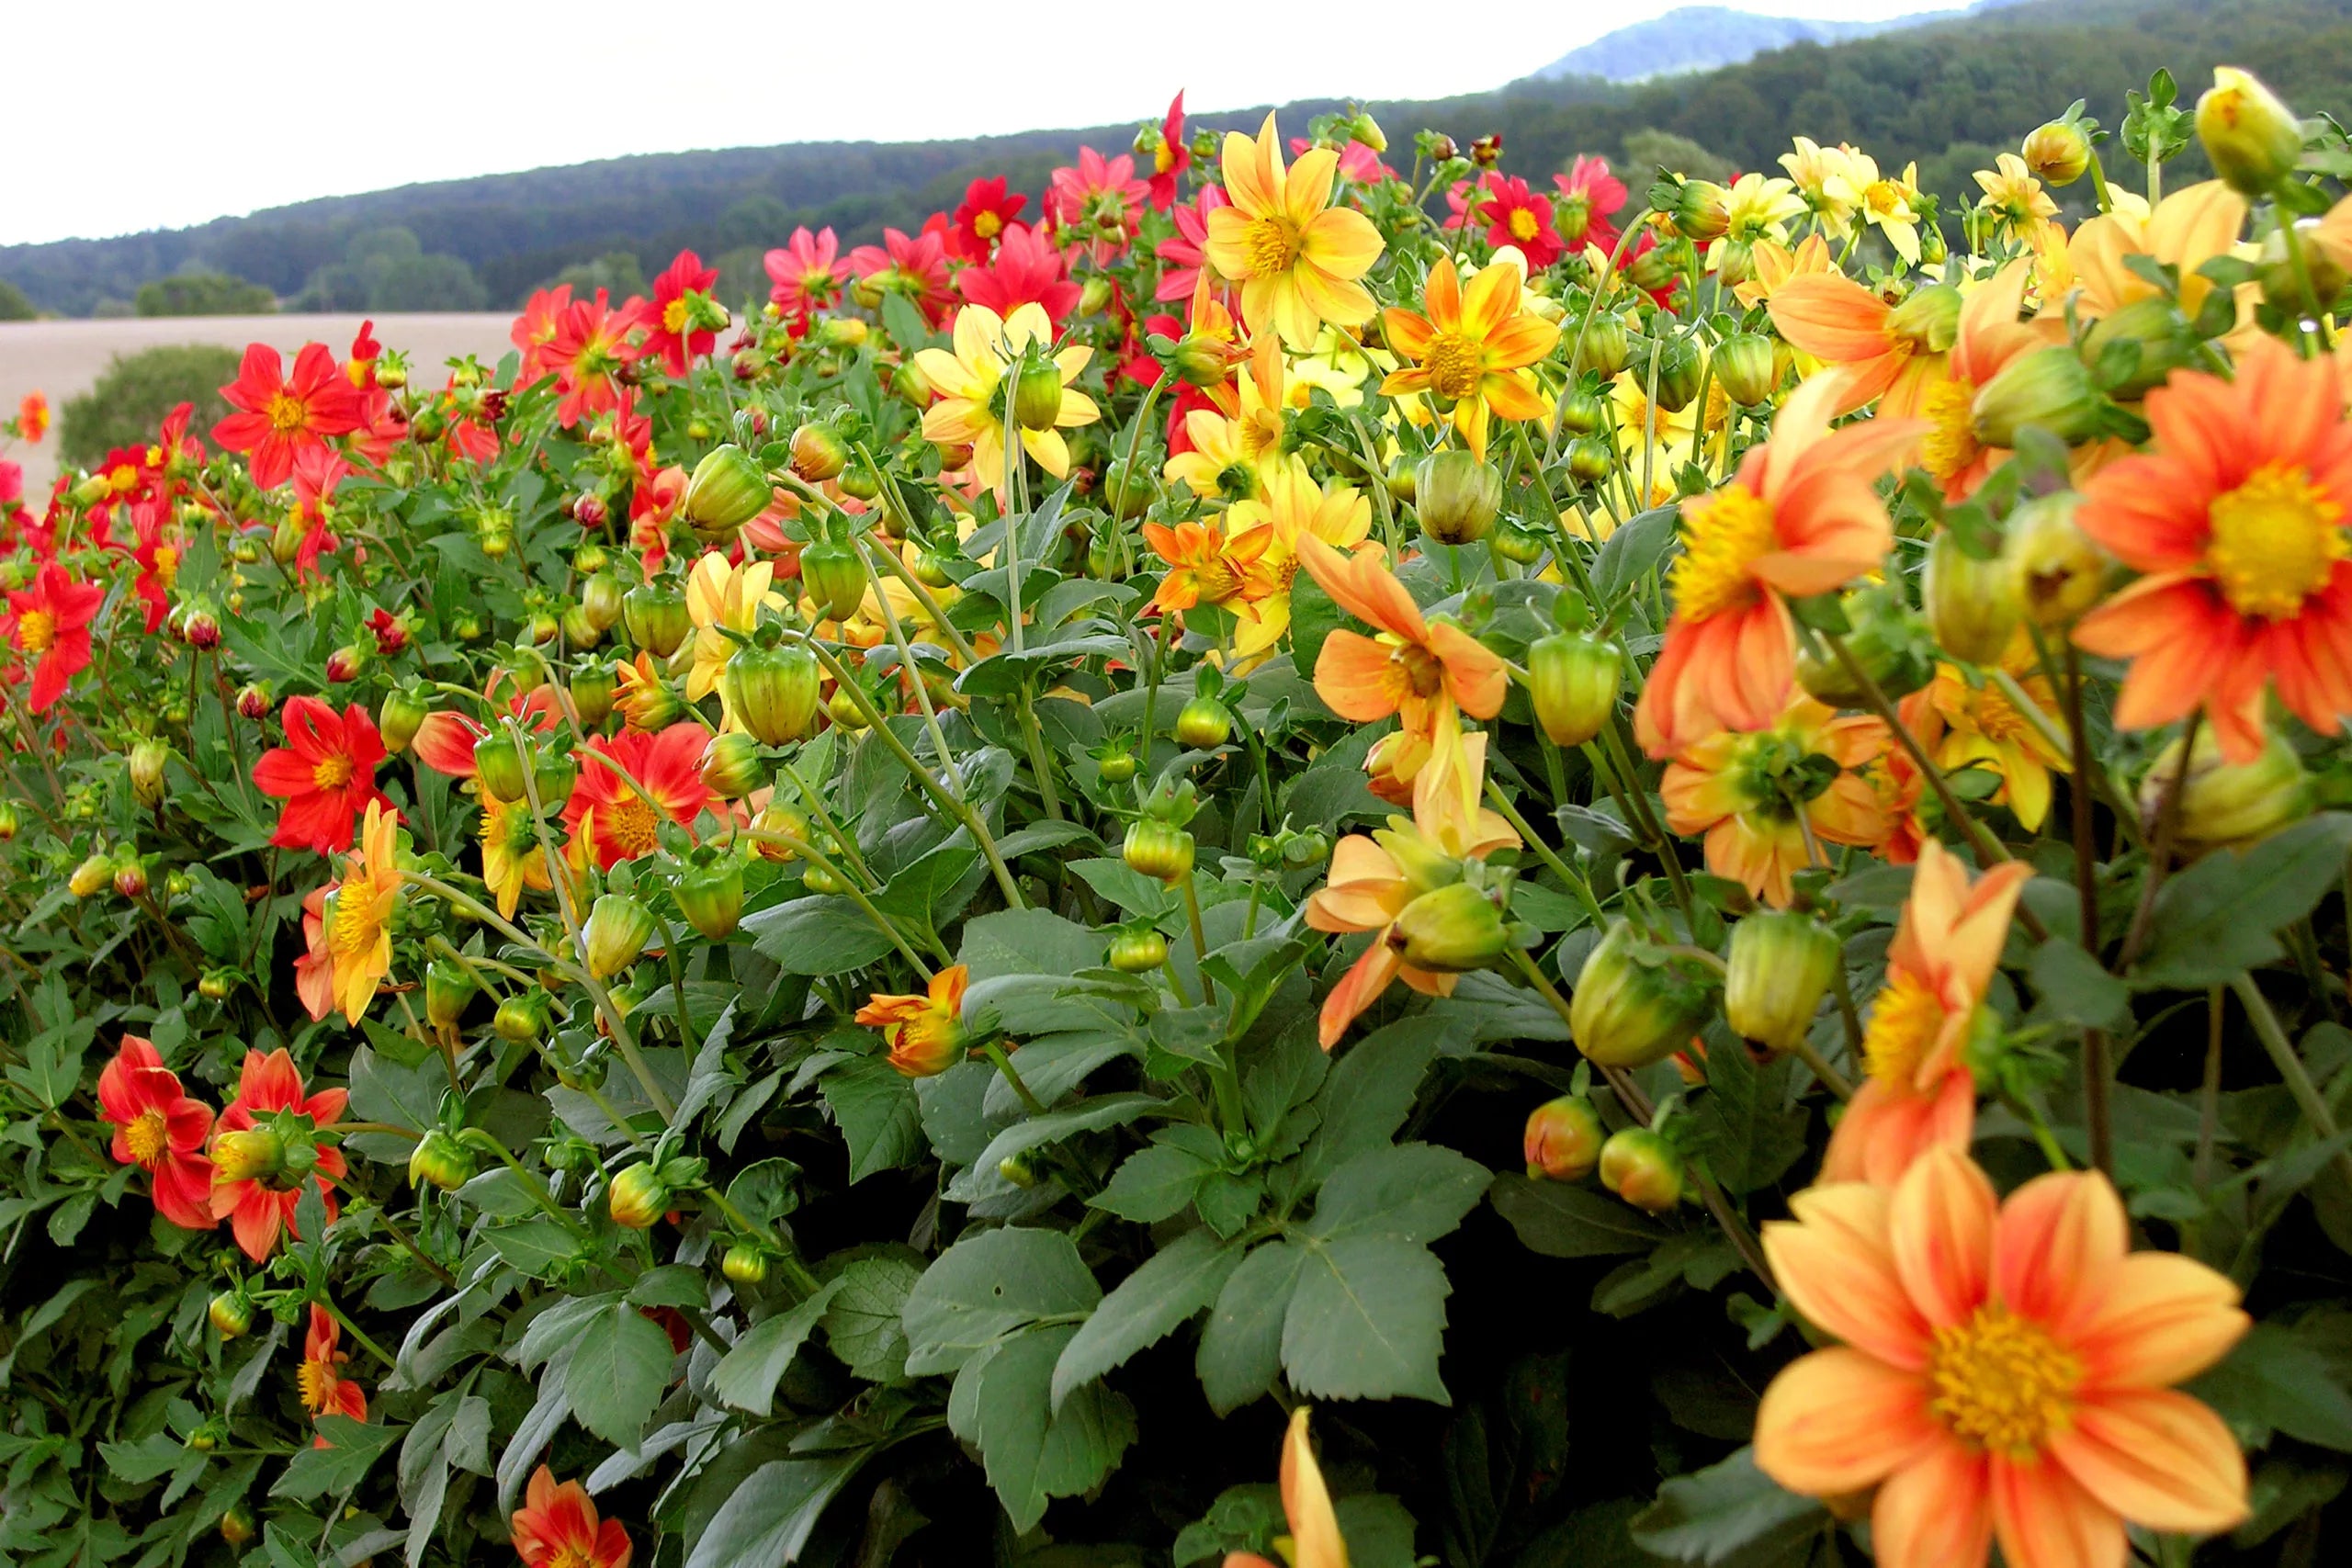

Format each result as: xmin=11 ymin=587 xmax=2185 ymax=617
xmin=6 ymin=0 xmax=2348 ymax=316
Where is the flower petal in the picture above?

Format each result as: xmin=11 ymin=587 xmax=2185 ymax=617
xmin=1753 ymin=1348 xmax=1943 ymax=1495
xmin=2050 ymin=1388 xmax=2250 ymax=1536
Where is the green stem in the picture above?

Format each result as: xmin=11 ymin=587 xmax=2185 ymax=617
xmin=1182 ymin=871 xmax=1216 ymax=1004
xmin=978 ymin=1039 xmax=1047 ymax=1117
xmin=1483 ymin=781 xmax=1608 ymax=930
xmin=2230 ymin=973 xmax=2352 ymax=1197
xmin=319 ymin=1298 xmax=394 ymax=1370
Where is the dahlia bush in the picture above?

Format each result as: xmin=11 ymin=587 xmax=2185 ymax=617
xmin=7 ymin=65 xmax=2352 ymax=1568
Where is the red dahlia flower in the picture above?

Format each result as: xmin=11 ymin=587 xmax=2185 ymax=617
xmin=763 ymin=227 xmax=849 ymax=321
xmin=299 ymin=1303 xmax=369 ymax=1436
xmin=1147 ymin=93 xmax=1190 ymax=210
xmin=1554 ymin=155 xmax=1629 ymax=254
xmin=96 ymin=1035 xmax=215 ymax=1231
xmin=512 ymin=285 xmax=574 ymax=382
xmin=545 ymin=289 xmax=648 ymax=428
xmin=4 ymin=560 xmax=104 ymax=711
xmin=948 ymin=178 xmax=1027 ymax=262
xmin=957 ymin=222 xmax=1080 ymax=325
xmin=849 ymin=227 xmax=953 ymax=325
xmin=644 ymin=249 xmax=721 ymax=377
xmin=212 ymin=343 xmax=365 ymax=490
xmin=563 ymin=723 xmax=713 ymax=870
xmin=253 ymin=696 xmax=392 ymax=854
xmin=209 ymin=1048 xmax=348 ymax=1262
xmin=512 ymin=1466 xmax=632 ymax=1568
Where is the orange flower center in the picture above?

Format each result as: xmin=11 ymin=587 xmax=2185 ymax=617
xmin=297 ymin=1359 xmax=337 ymax=1416
xmin=311 ymin=753 xmax=356 ymax=791
xmin=2205 ymin=461 xmax=2346 ymax=620
xmin=1860 ymin=968 xmax=1947 ymax=1089
xmin=1921 ymin=379 xmax=1981 ymax=481
xmin=125 ymin=1108 xmax=171 ymax=1168
xmin=974 ymin=209 xmax=1004 ymax=241
xmin=1507 ymin=208 xmax=1541 ymax=243
xmin=662 ymin=298 xmax=692 ymax=334
xmin=542 ymin=1542 xmax=600 ymax=1568
xmin=599 ymin=795 xmax=662 ymax=860
xmin=1928 ymin=1303 xmax=2081 ymax=1457
xmin=17 ymin=608 xmax=56 ymax=656
xmin=1420 ymin=332 xmax=1487 ymax=401
xmin=1242 ymin=216 xmax=1303 ymax=277
xmin=1386 ymin=635 xmax=1447 ymax=700
xmin=1668 ymin=483 xmax=1778 ymax=622
xmin=266 ymin=392 xmax=309 ymax=434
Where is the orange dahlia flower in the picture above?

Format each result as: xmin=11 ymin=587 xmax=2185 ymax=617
xmin=513 ymin=1466 xmax=632 ymax=1568
xmin=1204 ymin=114 xmax=1385 ymax=348
xmin=96 ymin=1035 xmax=215 ymax=1232
xmin=1379 ymin=255 xmax=1559 ymax=459
xmin=856 ymin=964 xmax=970 ymax=1078
xmin=1914 ymin=261 xmax=2060 ymax=499
xmin=1822 ymin=839 xmax=2033 ymax=1186
xmin=1660 ymin=695 xmax=1889 ymax=908
xmin=1768 ymin=273 xmax=1951 ymax=418
xmin=564 ymin=723 xmax=714 ymax=870
xmin=299 ymin=1303 xmax=368 ymax=1438
xmin=209 ymin=1048 xmax=348 ymax=1262
xmin=1756 ymin=1147 xmax=2249 ymax=1568
xmin=2070 ymin=336 xmax=2352 ymax=762
xmin=1634 ymin=374 xmax=1923 ymax=757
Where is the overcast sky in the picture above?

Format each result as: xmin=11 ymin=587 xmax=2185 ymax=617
xmin=5 ymin=0 xmax=1933 ymax=248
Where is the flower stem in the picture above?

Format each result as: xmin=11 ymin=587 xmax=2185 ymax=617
xmin=2229 ymin=972 xmax=2352 ymax=1196
xmin=1482 ymin=780 xmax=1608 ymax=931
xmin=2061 ymin=645 xmax=2113 ymax=1178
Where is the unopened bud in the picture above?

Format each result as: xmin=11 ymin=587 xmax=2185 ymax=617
xmin=1569 ymin=922 xmax=1713 ymax=1069
xmin=1523 ymin=1095 xmax=1604 ymax=1181
xmin=1970 ymin=345 xmax=2103 ymax=449
xmin=1885 ymin=285 xmax=1962 ymax=355
xmin=407 ymin=1129 xmax=478 ymax=1192
xmin=1599 ymin=1128 xmax=1685 ymax=1213
xmin=623 ymin=581 xmax=692 ymax=657
xmin=210 ymin=1127 xmax=287 ymax=1185
xmin=583 ymin=893 xmax=656 ymax=979
xmin=2196 ymin=67 xmax=2304 ymax=197
xmin=1574 ymin=314 xmax=1630 ymax=380
xmin=722 ymin=1243 xmax=769 ymax=1286
xmin=1923 ymin=530 xmax=2023 ymax=666
xmin=1012 ymin=357 xmax=1067 ymax=432
xmin=1725 ymin=912 xmax=1840 ymax=1054
xmin=209 ymin=1292 xmax=252 ymax=1338
xmin=424 ymin=957 xmax=478 ymax=1030
xmin=682 ymin=445 xmax=771 ymax=539
xmin=236 ymin=682 xmax=273 ymax=720
xmin=1174 ymin=695 xmax=1232 ymax=750
xmin=1669 ymin=179 xmax=1731 ymax=243
xmin=677 ymin=856 xmax=746 ymax=941
xmin=1713 ymin=333 xmax=1779 ymax=406
xmin=71 ymin=852 xmax=113 ymax=897
xmin=1413 ymin=449 xmax=1502 ymax=547
xmin=798 ymin=540 xmax=865 ymax=623
xmin=2003 ymin=491 xmax=2110 ymax=627
xmin=2142 ymin=728 xmax=2314 ymax=852
xmin=788 ymin=423 xmax=848 ymax=482
xmin=1108 ymin=928 xmax=1170 ymax=972
xmin=1527 ymin=630 xmax=1623 ymax=747
xmin=1392 ymin=881 xmax=1510 ymax=973
xmin=1123 ymin=820 xmax=1194 ymax=882
xmin=724 ymin=642 xmax=822 ymax=745
xmin=2021 ymin=119 xmax=2092 ymax=186
xmin=608 ymin=1163 xmax=667 ymax=1229
xmin=472 ymin=731 xmax=530 ymax=804
xmin=129 ymin=739 xmax=169 ymax=807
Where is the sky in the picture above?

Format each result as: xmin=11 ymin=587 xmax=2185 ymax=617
xmin=4 ymin=0 xmax=1932 ymax=248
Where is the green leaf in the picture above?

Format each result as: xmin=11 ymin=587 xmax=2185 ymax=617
xmin=820 ymin=1057 xmax=924 ymax=1182
xmin=744 ymin=896 xmax=899 ymax=976
xmin=269 ymin=1417 xmax=402 ymax=1500
xmin=484 ymin=1218 xmax=584 ymax=1279
xmin=2028 ymin=940 xmax=2131 ymax=1031
xmin=820 ymin=1256 xmax=923 ymax=1385
xmin=2189 ymin=1323 xmax=2352 ymax=1451
xmin=1197 ymin=1241 xmax=1309 ymax=1415
xmin=1593 ymin=505 xmax=1679 ymax=602
xmin=957 ymin=907 xmax=1102 ymax=981
xmin=967 ymin=1092 xmax=1162 ymax=1183
xmin=1300 ymin=1016 xmax=1444 ymax=1181
xmin=1630 ymin=1448 xmax=1826 ymax=1565
xmin=902 ymin=1227 xmax=1101 ymax=1375
xmin=2134 ymin=815 xmax=2352 ymax=988
xmin=1308 ymin=1144 xmax=1492 ymax=1245
xmin=1283 ymin=1234 xmax=1452 ymax=1404
xmin=1488 ymin=1175 xmax=1671 ymax=1258
xmin=681 ymin=1452 xmax=867 ymax=1568
xmin=1690 ymin=1043 xmax=1808 ymax=1197
xmin=1090 ymin=1141 xmax=1215 ymax=1223
xmin=97 ymin=1432 xmax=187 ymax=1484
xmin=726 ymin=1157 xmax=803 ymax=1224
xmin=1052 ymin=1229 xmax=1241 ymax=1409
xmin=562 ymin=1301 xmax=674 ymax=1448
xmin=949 ymin=1325 xmax=1136 ymax=1534
xmin=710 ymin=1282 xmax=846 ymax=1417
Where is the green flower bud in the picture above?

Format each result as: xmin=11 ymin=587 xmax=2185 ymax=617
xmin=1413 ymin=448 xmax=1503 ymax=547
xmin=584 ymin=893 xmax=657 ymax=979
xmin=1599 ymin=1127 xmax=1685 ymax=1213
xmin=1724 ymin=912 xmax=1840 ymax=1054
xmin=1569 ymin=922 xmax=1713 ymax=1068
xmin=2022 ymin=118 xmax=2092 ymax=186
xmin=2196 ymin=67 xmax=2304 ymax=197
xmin=581 ymin=571 xmax=627 ymax=635
xmin=677 ymin=856 xmax=747 ymax=941
xmin=1574 ymin=314 xmax=1630 ymax=380
xmin=407 ymin=1129 xmax=478 ymax=1192
xmin=1713 ymin=333 xmax=1779 ymax=407
xmin=1970 ymin=345 xmax=2103 ymax=450
xmin=1645 ymin=334 xmax=1705 ymax=414
xmin=2003 ymin=491 xmax=2110 ymax=627
xmin=379 ymin=687 xmax=429 ymax=753
xmin=622 ymin=580 xmax=692 ymax=658
xmin=608 ymin=1163 xmax=667 ymax=1229
xmin=424 ymin=957 xmax=478 ymax=1030
xmin=493 ymin=992 xmax=544 ymax=1043
xmin=571 ymin=660 xmax=617 ymax=731
xmin=1523 ymin=1095 xmax=1604 ymax=1181
xmin=725 ymin=641 xmax=822 ymax=745
xmin=788 ymin=423 xmax=848 ymax=482
xmin=1012 ymin=357 xmax=1067 ymax=433
xmin=128 ymin=739 xmax=169 ymax=807
xmin=70 ymin=852 xmax=114 ymax=898
xmin=699 ymin=731 xmax=766 ymax=800
xmin=210 ymin=1127 xmax=287 ymax=1185
xmin=798 ymin=540 xmax=865 ymax=623
xmin=2142 ymin=728 xmax=2314 ymax=852
xmin=1565 ymin=434 xmax=1616 ymax=484
xmin=220 ymin=1503 xmax=257 ymax=1547
xmin=722 ymin=1243 xmax=769 ymax=1286
xmin=1527 ymin=630 xmax=1623 ymax=747
xmin=1669 ymin=178 xmax=1731 ymax=243
xmin=1107 ymin=927 xmax=1170 ymax=972
xmin=1924 ymin=528 xmax=2024 ymax=667
xmin=2081 ymin=296 xmax=2200 ymax=400
xmin=1392 ymin=881 xmax=1510 ymax=973
xmin=1174 ymin=695 xmax=1232 ymax=750
xmin=1123 ymin=820 xmax=1194 ymax=882
xmin=472 ymin=731 xmax=530 ymax=804
xmin=682 ymin=445 xmax=770 ymax=540
xmin=209 ymin=1292 xmax=253 ymax=1338
xmin=1885 ymin=285 xmax=1962 ymax=355
xmin=1555 ymin=386 xmax=1607 ymax=435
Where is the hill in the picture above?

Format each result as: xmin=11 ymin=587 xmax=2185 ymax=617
xmin=6 ymin=0 xmax=2349 ymax=317
xmin=1532 ymin=6 xmax=1944 ymax=83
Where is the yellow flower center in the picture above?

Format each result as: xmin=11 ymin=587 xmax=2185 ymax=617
xmin=662 ymin=298 xmax=691 ymax=334
xmin=1921 ymin=379 xmax=1981 ymax=481
xmin=1865 ymin=181 xmax=1905 ymax=220
xmin=266 ymin=392 xmax=309 ymax=434
xmin=125 ymin=1109 xmax=171 ymax=1169
xmin=542 ymin=1546 xmax=598 ymax=1568
xmin=311 ymin=754 xmax=355 ymax=791
xmin=297 ymin=1359 xmax=336 ymax=1416
xmin=974 ymin=209 xmax=1003 ymax=241
xmin=1928 ymin=1303 xmax=2081 ymax=1457
xmin=2205 ymin=462 xmax=2346 ymax=620
xmin=1387 ymin=636 xmax=1447 ymax=699
xmin=1668 ymin=484 xmax=1778 ymax=622
xmin=1419 ymin=332 xmax=1487 ymax=401
xmin=1508 ymin=209 xmax=1541 ymax=243
xmin=17 ymin=609 xmax=56 ymax=656
xmin=1703 ymin=379 xmax=1731 ymax=434
xmin=108 ymin=463 xmax=138 ymax=492
xmin=153 ymin=546 xmax=180 ymax=588
xmin=330 ymin=879 xmax=382 ymax=959
xmin=599 ymin=795 xmax=662 ymax=860
xmin=1242 ymin=216 xmax=1303 ymax=277
xmin=1860 ymin=968 xmax=1948 ymax=1089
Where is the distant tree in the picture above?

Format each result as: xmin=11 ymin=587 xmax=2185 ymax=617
xmin=133 ymin=273 xmax=276 ymax=317
xmin=714 ymin=247 xmax=767 ymax=314
xmin=91 ymin=298 xmax=135 ymax=319
xmin=369 ymin=254 xmax=488 ymax=310
xmin=718 ymin=195 xmax=794 ymax=252
xmin=0 ymin=280 xmax=33 ymax=321
xmin=57 ymin=344 xmax=240 ymax=468
xmin=1618 ymin=128 xmax=1734 ymax=183
xmin=293 ymin=228 xmax=486 ymax=311
xmin=550 ymin=252 xmax=650 ymax=300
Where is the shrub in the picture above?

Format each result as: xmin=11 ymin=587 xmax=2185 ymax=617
xmin=133 ymin=272 xmax=277 ymax=317
xmin=0 ymin=277 xmax=34 ymax=321
xmin=55 ymin=343 xmax=239 ymax=468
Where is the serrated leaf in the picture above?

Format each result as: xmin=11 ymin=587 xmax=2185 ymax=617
xmin=270 ymin=1416 xmax=401 ymax=1500
xmin=1051 ymin=1229 xmax=1240 ymax=1410
xmin=902 ymin=1228 xmax=1099 ymax=1375
xmin=562 ymin=1302 xmax=673 ymax=1448
xmin=2135 ymin=815 xmax=2352 ymax=988
xmin=1090 ymin=1142 xmax=1215 ymax=1223
xmin=820 ymin=1057 xmax=924 ymax=1182
xmin=1690 ymin=1043 xmax=1808 ymax=1197
xmin=1197 ymin=1240 xmax=1309 ymax=1415
xmin=1488 ymin=1175 xmax=1670 ymax=1257
xmin=1301 ymin=1016 xmax=1443 ymax=1181
xmin=951 ymin=1325 xmax=1136 ymax=1534
xmin=1630 ymin=1447 xmax=1826 ymax=1565
xmin=744 ymin=896 xmax=899 ymax=976
xmin=711 ymin=1281 xmax=846 ymax=1417
xmin=1282 ymin=1235 xmax=1453 ymax=1404
xmin=682 ymin=1452 xmax=867 ymax=1568
xmin=1307 ymin=1143 xmax=1492 ymax=1244
xmin=821 ymin=1256 xmax=923 ymax=1384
